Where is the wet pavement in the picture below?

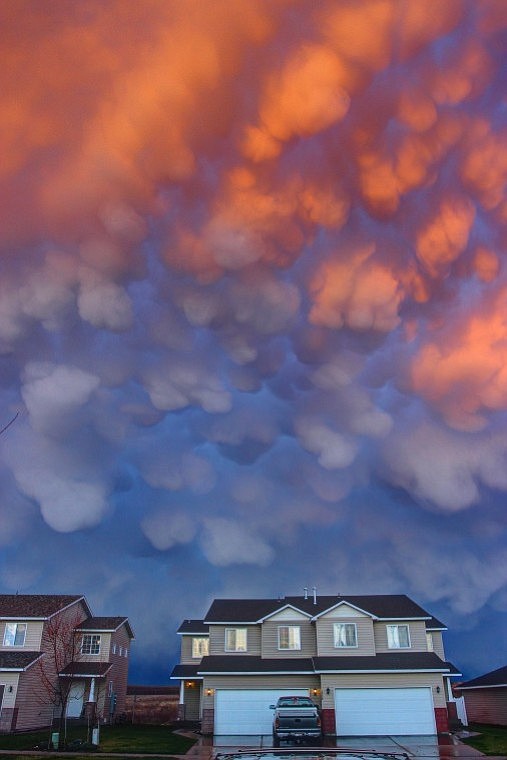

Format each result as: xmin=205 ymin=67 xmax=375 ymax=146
xmin=183 ymin=732 xmax=506 ymax=760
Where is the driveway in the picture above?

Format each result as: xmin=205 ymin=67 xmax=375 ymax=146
xmin=206 ymin=734 xmax=490 ymax=759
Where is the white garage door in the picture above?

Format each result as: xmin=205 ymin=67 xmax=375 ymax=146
xmin=214 ymin=689 xmax=309 ymax=735
xmin=334 ymin=687 xmax=436 ymax=736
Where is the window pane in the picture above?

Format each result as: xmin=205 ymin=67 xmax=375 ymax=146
xmin=278 ymin=626 xmax=301 ymax=650
xmin=387 ymin=625 xmax=409 ymax=648
xmin=236 ymin=629 xmax=247 ymax=650
xmin=192 ymin=637 xmax=209 ymax=657
xmin=226 ymin=628 xmax=246 ymax=651
xmin=334 ymin=623 xmax=357 ymax=647
xmin=3 ymin=623 xmax=26 ymax=647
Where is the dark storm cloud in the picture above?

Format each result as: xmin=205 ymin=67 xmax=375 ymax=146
xmin=0 ymin=0 xmax=506 ymax=680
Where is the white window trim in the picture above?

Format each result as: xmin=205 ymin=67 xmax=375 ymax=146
xmin=277 ymin=625 xmax=301 ymax=651
xmin=192 ymin=636 xmax=209 ymax=659
xmin=386 ymin=624 xmax=411 ymax=649
xmin=224 ymin=627 xmax=247 ymax=652
xmin=333 ymin=622 xmax=358 ymax=648
xmin=81 ymin=634 xmax=101 ymax=655
xmin=3 ymin=622 xmax=27 ymax=647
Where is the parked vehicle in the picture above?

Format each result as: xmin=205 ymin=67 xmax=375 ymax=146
xmin=270 ymin=696 xmax=322 ymax=746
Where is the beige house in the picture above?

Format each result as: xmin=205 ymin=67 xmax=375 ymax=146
xmin=0 ymin=594 xmax=134 ymax=732
xmin=171 ymin=592 xmax=461 ymax=737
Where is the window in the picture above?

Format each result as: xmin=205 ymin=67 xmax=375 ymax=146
xmin=124 ymin=648 xmax=128 ymax=658
xmin=81 ymin=634 xmax=101 ymax=655
xmin=112 ymin=643 xmax=117 ymax=654
xmin=108 ymin=680 xmax=114 ymax=696
xmin=333 ymin=622 xmax=358 ymax=648
xmin=387 ymin=624 xmax=410 ymax=649
xmin=3 ymin=623 xmax=27 ymax=647
xmin=426 ymin=632 xmax=434 ymax=651
xmin=119 ymin=646 xmax=123 ymax=656
xmin=192 ymin=637 xmax=209 ymax=658
xmin=278 ymin=625 xmax=301 ymax=650
xmin=225 ymin=628 xmax=247 ymax=652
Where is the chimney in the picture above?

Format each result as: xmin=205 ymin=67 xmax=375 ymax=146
xmin=304 ymin=587 xmax=308 ymax=600
xmin=312 ymin=586 xmax=317 ymax=605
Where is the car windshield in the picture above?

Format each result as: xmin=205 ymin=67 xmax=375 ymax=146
xmin=277 ymin=697 xmax=315 ymax=707
xmin=216 ymin=751 xmax=409 ymax=760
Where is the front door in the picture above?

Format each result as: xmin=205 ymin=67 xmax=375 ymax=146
xmin=66 ymin=682 xmax=85 ymax=717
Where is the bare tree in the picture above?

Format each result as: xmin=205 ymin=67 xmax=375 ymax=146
xmin=0 ymin=412 xmax=18 ymax=436
xmin=36 ymin=611 xmax=86 ymax=747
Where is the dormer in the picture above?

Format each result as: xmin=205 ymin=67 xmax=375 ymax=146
xmin=260 ymin=605 xmax=315 ymax=658
xmin=177 ymin=620 xmax=210 ymax=664
xmin=314 ymin=601 xmax=376 ymax=656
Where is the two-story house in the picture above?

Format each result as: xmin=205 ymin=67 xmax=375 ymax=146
xmin=0 ymin=594 xmax=134 ymax=732
xmin=171 ymin=592 xmax=461 ymax=737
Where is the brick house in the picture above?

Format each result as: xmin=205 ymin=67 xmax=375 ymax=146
xmin=0 ymin=594 xmax=134 ymax=732
xmin=458 ymin=665 xmax=507 ymax=726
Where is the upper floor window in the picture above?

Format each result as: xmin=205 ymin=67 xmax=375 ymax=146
xmin=334 ymin=622 xmax=357 ymax=648
xmin=278 ymin=625 xmax=301 ymax=650
xmin=112 ymin=643 xmax=117 ymax=655
xmin=81 ymin=634 xmax=101 ymax=655
xmin=225 ymin=628 xmax=247 ymax=652
xmin=3 ymin=622 xmax=27 ymax=647
xmin=387 ymin=624 xmax=410 ymax=649
xmin=426 ymin=632 xmax=434 ymax=651
xmin=192 ymin=637 xmax=209 ymax=658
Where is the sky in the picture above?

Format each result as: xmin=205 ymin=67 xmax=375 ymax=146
xmin=0 ymin=0 xmax=506 ymax=685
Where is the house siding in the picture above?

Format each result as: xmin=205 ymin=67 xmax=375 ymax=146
xmin=431 ymin=632 xmax=445 ymax=659
xmin=209 ymin=625 xmax=261 ymax=655
xmin=374 ymin=620 xmax=428 ymax=652
xmin=316 ymin=617 xmax=375 ymax=656
xmin=261 ymin=619 xmax=316 ymax=658
xmin=10 ymin=661 xmax=53 ymax=731
xmin=462 ymin=688 xmax=507 ymax=726
xmin=107 ymin=625 xmax=131 ymax=717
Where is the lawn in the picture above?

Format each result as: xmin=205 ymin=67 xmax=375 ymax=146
xmin=460 ymin=723 xmax=507 ymax=756
xmin=0 ymin=723 xmax=196 ymax=755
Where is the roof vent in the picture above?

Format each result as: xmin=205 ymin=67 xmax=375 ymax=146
xmin=304 ymin=587 xmax=308 ymax=600
xmin=312 ymin=586 xmax=317 ymax=605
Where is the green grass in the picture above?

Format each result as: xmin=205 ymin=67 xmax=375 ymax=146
xmin=0 ymin=724 xmax=196 ymax=755
xmin=460 ymin=723 xmax=507 ymax=756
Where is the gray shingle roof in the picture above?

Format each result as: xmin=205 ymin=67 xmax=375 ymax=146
xmin=460 ymin=665 xmax=507 ymax=688
xmin=177 ymin=620 xmax=209 ymax=635
xmin=59 ymin=662 xmax=112 ymax=677
xmin=204 ymin=595 xmax=437 ymax=623
xmin=76 ymin=616 xmax=134 ymax=638
xmin=0 ymin=651 xmax=42 ymax=670
xmin=314 ymin=652 xmax=460 ymax=674
xmin=197 ymin=656 xmax=316 ymax=674
xmin=170 ymin=664 xmax=203 ymax=679
xmin=0 ymin=594 xmax=87 ymax=619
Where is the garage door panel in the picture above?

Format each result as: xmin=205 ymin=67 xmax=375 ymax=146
xmin=335 ymin=687 xmax=435 ymax=736
xmin=214 ymin=689 xmax=308 ymax=735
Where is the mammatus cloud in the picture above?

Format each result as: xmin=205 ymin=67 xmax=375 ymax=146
xmin=0 ymin=0 xmax=506 ymax=680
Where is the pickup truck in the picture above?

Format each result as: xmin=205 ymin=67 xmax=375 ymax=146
xmin=270 ymin=695 xmax=322 ymax=746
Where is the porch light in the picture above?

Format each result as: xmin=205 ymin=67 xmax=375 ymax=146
xmin=185 ymin=681 xmax=195 ymax=688
xmin=325 ymin=687 xmax=330 ymax=695
xmin=310 ymin=688 xmax=320 ymax=697
xmin=436 ymin=686 xmax=440 ymax=693
xmin=7 ymin=685 xmax=13 ymax=693
xmin=205 ymin=688 xmax=214 ymax=696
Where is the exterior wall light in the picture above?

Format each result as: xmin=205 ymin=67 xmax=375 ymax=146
xmin=7 ymin=685 xmax=13 ymax=693
xmin=185 ymin=681 xmax=195 ymax=689
xmin=326 ymin=687 xmax=330 ymax=695
xmin=311 ymin=688 xmax=320 ymax=697
xmin=205 ymin=688 xmax=214 ymax=696
xmin=436 ymin=686 xmax=441 ymax=693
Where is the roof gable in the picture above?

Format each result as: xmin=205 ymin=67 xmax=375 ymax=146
xmin=460 ymin=665 xmax=507 ymax=689
xmin=312 ymin=601 xmax=375 ymax=620
xmin=260 ymin=605 xmax=312 ymax=622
